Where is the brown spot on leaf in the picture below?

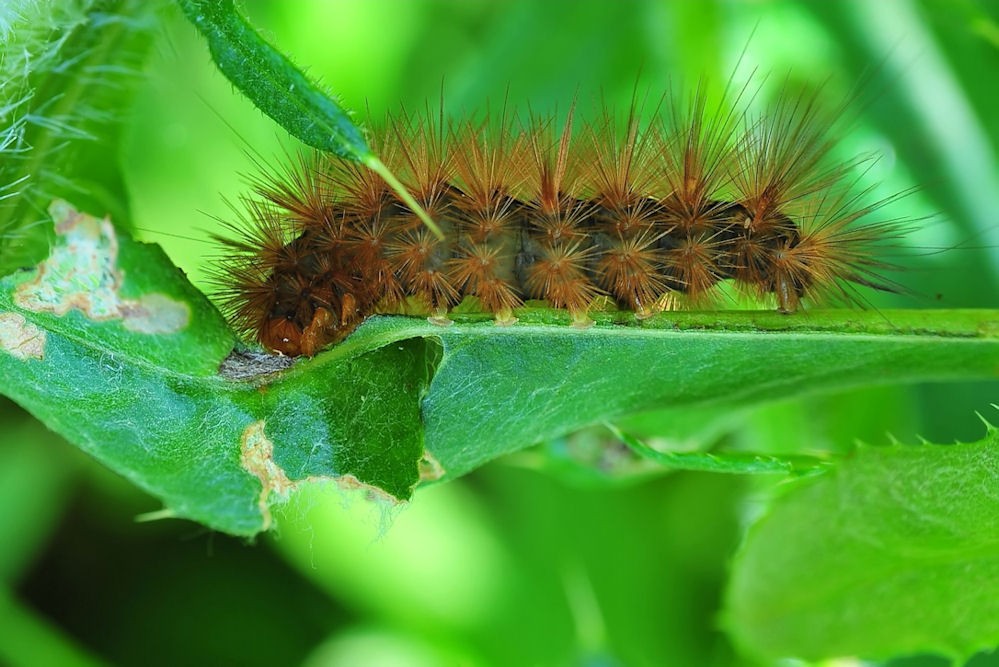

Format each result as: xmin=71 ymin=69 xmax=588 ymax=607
xmin=332 ymin=473 xmax=405 ymax=505
xmin=239 ymin=420 xmax=405 ymax=531
xmin=0 ymin=312 xmax=46 ymax=360
xmin=14 ymin=200 xmax=189 ymax=334
xmin=120 ymin=293 xmax=190 ymax=334
xmin=419 ymin=451 xmax=446 ymax=483
xmin=239 ymin=421 xmax=293 ymax=530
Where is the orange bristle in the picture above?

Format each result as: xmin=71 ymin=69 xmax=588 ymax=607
xmin=596 ymin=230 xmax=667 ymax=318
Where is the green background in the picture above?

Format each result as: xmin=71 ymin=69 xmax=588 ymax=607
xmin=2 ymin=0 xmax=998 ymax=665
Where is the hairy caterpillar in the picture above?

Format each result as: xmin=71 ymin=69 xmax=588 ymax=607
xmin=213 ymin=83 xmax=907 ymax=357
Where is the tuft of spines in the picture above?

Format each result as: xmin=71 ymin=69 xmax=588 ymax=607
xmin=213 ymin=86 xmax=908 ymax=356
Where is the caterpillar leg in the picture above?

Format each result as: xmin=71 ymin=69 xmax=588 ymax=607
xmin=428 ymin=307 xmax=454 ymax=327
xmin=493 ymin=308 xmax=518 ymax=326
xmin=775 ymin=274 xmax=801 ymax=314
xmin=570 ymin=308 xmax=594 ymax=329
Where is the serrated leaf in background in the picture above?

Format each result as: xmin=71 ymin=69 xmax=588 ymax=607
xmin=726 ymin=424 xmax=999 ymax=664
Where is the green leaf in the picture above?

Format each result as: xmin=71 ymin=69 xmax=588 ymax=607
xmin=2 ymin=202 xmax=997 ymax=535
xmin=174 ymin=0 xmax=444 ymax=239
xmin=724 ymin=423 xmax=999 ymax=664
xmin=411 ymin=309 xmax=999 ymax=480
xmin=607 ymin=422 xmax=830 ymax=475
xmin=173 ymin=0 xmax=368 ymax=160
xmin=0 ymin=202 xmax=426 ymax=535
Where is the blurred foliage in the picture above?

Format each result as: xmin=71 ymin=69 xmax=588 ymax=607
xmin=2 ymin=0 xmax=999 ymax=665
xmin=727 ymin=429 xmax=999 ymax=663
xmin=0 ymin=0 xmax=153 ymax=274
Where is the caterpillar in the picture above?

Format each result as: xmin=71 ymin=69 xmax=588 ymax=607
xmin=213 ymin=84 xmax=907 ymax=357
